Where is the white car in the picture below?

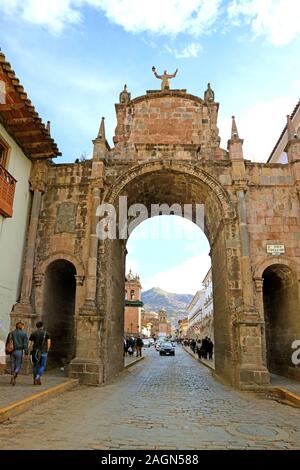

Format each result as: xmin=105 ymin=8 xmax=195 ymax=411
xmin=155 ymin=340 xmax=166 ymax=351
xmin=142 ymin=339 xmax=151 ymax=347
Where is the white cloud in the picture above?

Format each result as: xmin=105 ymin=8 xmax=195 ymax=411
xmin=218 ymin=95 xmax=297 ymax=162
xmin=0 ymin=0 xmax=222 ymax=36
xmin=228 ymin=0 xmax=300 ymax=45
xmin=1 ymin=0 xmax=299 ymax=46
xmin=165 ymin=42 xmax=202 ymax=58
xmin=91 ymin=0 xmax=222 ymax=36
xmin=142 ymin=254 xmax=211 ymax=294
xmin=0 ymin=0 xmax=82 ymax=33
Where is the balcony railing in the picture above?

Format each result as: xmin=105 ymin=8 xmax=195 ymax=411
xmin=0 ymin=165 xmax=16 ymax=217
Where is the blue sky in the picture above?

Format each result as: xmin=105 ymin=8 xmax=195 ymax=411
xmin=1 ymin=0 xmax=300 ymax=294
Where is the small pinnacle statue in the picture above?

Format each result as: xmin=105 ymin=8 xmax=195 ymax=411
xmin=204 ymin=83 xmax=215 ymax=103
xmin=119 ymin=84 xmax=131 ymax=104
xmin=152 ymin=66 xmax=178 ymax=91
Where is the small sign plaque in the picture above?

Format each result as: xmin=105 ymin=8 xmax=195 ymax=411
xmin=267 ymin=244 xmax=285 ymax=255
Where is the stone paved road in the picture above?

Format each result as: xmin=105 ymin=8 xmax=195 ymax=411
xmin=0 ymin=346 xmax=299 ymax=450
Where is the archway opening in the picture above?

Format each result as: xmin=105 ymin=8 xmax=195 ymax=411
xmin=263 ymin=264 xmax=299 ymax=378
xmin=101 ymin=164 xmax=239 ymax=386
xmin=43 ymin=259 xmax=76 ymax=365
xmin=124 ymin=215 xmax=213 ymax=346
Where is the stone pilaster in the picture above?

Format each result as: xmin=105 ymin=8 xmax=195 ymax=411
xmin=254 ymin=277 xmax=267 ymax=367
xmin=70 ymin=121 xmax=107 ymax=385
xmin=10 ymin=159 xmax=45 ymax=330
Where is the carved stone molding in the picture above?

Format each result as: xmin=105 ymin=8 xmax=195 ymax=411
xmin=75 ymin=275 xmax=85 ymax=286
xmin=254 ymin=277 xmax=264 ymax=292
xmin=34 ymin=273 xmax=44 ymax=287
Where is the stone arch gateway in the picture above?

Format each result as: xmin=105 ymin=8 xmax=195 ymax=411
xmin=12 ymin=84 xmax=300 ymax=388
xmin=100 ymin=160 xmax=252 ymax=387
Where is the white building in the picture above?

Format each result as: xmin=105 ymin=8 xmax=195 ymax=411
xmin=187 ymin=289 xmax=205 ymax=333
xmin=187 ymin=268 xmax=214 ymax=340
xmin=0 ymin=52 xmax=60 ymax=362
xmin=268 ymin=100 xmax=300 ymax=164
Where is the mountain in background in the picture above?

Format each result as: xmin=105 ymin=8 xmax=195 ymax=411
xmin=141 ymin=287 xmax=193 ymax=326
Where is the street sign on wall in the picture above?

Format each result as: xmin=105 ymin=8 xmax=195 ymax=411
xmin=266 ymin=244 xmax=285 ymax=255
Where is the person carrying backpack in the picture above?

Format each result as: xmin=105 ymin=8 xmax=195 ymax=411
xmin=6 ymin=321 xmax=29 ymax=386
xmin=29 ymin=321 xmax=51 ymax=385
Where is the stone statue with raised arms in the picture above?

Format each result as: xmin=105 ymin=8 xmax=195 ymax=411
xmin=152 ymin=66 xmax=178 ymax=90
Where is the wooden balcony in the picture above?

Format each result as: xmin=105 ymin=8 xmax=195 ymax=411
xmin=0 ymin=164 xmax=16 ymax=217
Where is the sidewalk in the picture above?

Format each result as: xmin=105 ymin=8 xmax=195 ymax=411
xmin=182 ymin=344 xmax=215 ymax=371
xmin=0 ymin=370 xmax=78 ymax=423
xmin=182 ymin=344 xmax=300 ymax=406
xmin=124 ymin=354 xmax=145 ymax=369
xmin=269 ymin=373 xmax=300 ymax=407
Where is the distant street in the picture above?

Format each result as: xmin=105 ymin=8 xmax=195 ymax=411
xmin=0 ymin=345 xmax=299 ymax=450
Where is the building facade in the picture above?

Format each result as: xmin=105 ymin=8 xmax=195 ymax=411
xmin=268 ymin=101 xmax=300 ymax=164
xmin=177 ymin=317 xmax=189 ymax=340
xmin=141 ymin=308 xmax=171 ymax=338
xmin=187 ymin=268 xmax=214 ymax=341
xmin=124 ymin=270 xmax=143 ymax=336
xmin=0 ymin=53 xmax=59 ymax=363
xmin=157 ymin=308 xmax=171 ymax=337
xmin=3 ymin=50 xmax=300 ymax=388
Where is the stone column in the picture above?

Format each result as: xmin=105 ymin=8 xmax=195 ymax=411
xmin=70 ymin=185 xmax=104 ymax=385
xmin=10 ymin=189 xmax=42 ymax=326
xmin=254 ymin=277 xmax=267 ymax=367
xmin=236 ymin=188 xmax=254 ymax=309
xmin=234 ymin=188 xmax=269 ymax=387
xmin=9 ymin=187 xmax=43 ymax=375
xmin=84 ymin=187 xmax=101 ymax=309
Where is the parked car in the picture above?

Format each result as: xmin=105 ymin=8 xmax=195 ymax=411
xmin=142 ymin=339 xmax=151 ymax=348
xmin=159 ymin=341 xmax=175 ymax=356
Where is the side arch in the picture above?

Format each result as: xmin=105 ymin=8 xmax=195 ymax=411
xmin=258 ymin=260 xmax=300 ymax=379
xmin=253 ymin=256 xmax=300 ymax=280
xmin=39 ymin=258 xmax=79 ymax=365
xmin=35 ymin=252 xmax=85 ymax=279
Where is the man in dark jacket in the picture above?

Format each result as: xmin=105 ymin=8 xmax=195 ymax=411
xmin=29 ymin=321 xmax=51 ymax=385
xmin=135 ymin=336 xmax=144 ymax=357
xmin=7 ymin=321 xmax=28 ymax=385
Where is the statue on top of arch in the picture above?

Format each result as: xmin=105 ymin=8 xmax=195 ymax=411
xmin=119 ymin=84 xmax=131 ymax=104
xmin=204 ymin=83 xmax=215 ymax=104
xmin=152 ymin=66 xmax=178 ymax=90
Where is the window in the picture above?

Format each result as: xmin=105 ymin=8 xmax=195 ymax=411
xmin=130 ymin=290 xmax=135 ymax=300
xmin=0 ymin=138 xmax=9 ymax=168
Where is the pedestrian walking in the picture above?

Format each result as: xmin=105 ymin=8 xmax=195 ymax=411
xmin=202 ymin=336 xmax=209 ymax=359
xmin=196 ymin=340 xmax=202 ymax=359
xmin=207 ymin=338 xmax=214 ymax=360
xmin=29 ymin=321 xmax=51 ymax=385
xmin=135 ymin=336 xmax=144 ymax=357
xmin=5 ymin=321 xmax=28 ymax=385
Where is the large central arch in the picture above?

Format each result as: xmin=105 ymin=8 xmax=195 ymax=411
xmin=97 ymin=159 xmax=256 ymax=387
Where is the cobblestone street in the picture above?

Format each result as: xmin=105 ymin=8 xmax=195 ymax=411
xmin=0 ymin=346 xmax=299 ymax=450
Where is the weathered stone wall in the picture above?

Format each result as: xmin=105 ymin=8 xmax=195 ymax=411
xmin=16 ymin=88 xmax=300 ymax=388
xmin=113 ymin=91 xmax=225 ymax=161
xmin=33 ymin=162 xmax=91 ymax=340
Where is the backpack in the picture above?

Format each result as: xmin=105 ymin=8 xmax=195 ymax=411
xmin=5 ymin=333 xmax=14 ymax=355
xmin=32 ymin=331 xmax=47 ymax=363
